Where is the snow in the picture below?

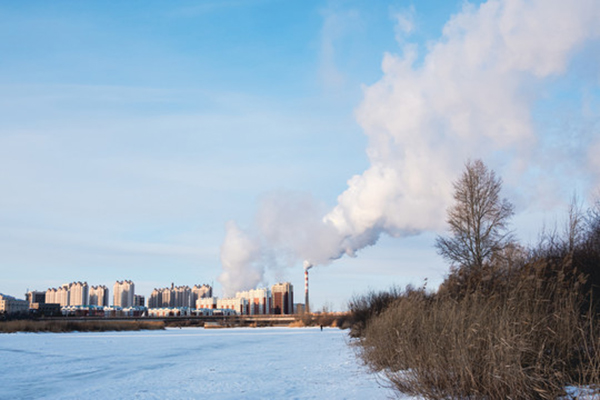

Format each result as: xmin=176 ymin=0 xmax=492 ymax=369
xmin=0 ymin=327 xmax=398 ymax=399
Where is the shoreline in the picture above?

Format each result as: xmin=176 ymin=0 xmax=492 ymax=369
xmin=0 ymin=312 xmax=350 ymax=333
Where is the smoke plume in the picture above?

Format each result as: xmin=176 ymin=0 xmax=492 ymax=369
xmin=219 ymin=0 xmax=600 ymax=296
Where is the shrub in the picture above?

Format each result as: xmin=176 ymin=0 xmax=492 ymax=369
xmin=360 ymin=273 xmax=600 ymax=399
xmin=355 ymin=203 xmax=600 ymax=398
xmin=347 ymin=286 xmax=405 ymax=337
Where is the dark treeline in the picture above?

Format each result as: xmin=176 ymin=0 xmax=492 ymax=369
xmin=349 ymin=160 xmax=600 ymax=399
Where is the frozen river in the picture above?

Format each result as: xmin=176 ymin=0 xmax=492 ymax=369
xmin=0 ymin=327 xmax=396 ymax=399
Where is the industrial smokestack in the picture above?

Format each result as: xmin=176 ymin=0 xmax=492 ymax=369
xmin=304 ymin=268 xmax=309 ymax=314
xmin=303 ymin=260 xmax=312 ymax=314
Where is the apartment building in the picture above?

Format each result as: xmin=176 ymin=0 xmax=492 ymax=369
xmin=113 ymin=280 xmax=135 ymax=308
xmin=134 ymin=295 xmax=145 ymax=307
xmin=191 ymin=284 xmax=212 ymax=305
xmin=69 ymin=282 xmax=89 ymax=306
xmin=89 ymin=285 xmax=109 ymax=307
xmin=271 ymin=282 xmax=294 ymax=315
xmin=0 ymin=293 xmax=28 ymax=315
xmin=25 ymin=290 xmax=46 ymax=306
xmin=236 ymin=288 xmax=271 ymax=315
xmin=149 ymin=284 xmax=212 ymax=309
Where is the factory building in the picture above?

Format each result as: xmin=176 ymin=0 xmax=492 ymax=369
xmin=121 ymin=306 xmax=145 ymax=317
xmin=217 ymin=297 xmax=247 ymax=314
xmin=197 ymin=283 xmax=292 ymax=315
xmin=113 ymin=280 xmax=135 ymax=308
xmin=271 ymin=282 xmax=294 ymax=315
xmin=192 ymin=298 xmax=241 ymax=316
xmin=147 ymin=307 xmax=192 ymax=317
xmin=294 ymin=303 xmax=307 ymax=314
xmin=196 ymin=297 xmax=217 ymax=310
xmin=61 ymin=305 xmax=105 ymax=317
xmin=30 ymin=302 xmax=61 ymax=317
xmin=197 ymin=296 xmax=247 ymax=314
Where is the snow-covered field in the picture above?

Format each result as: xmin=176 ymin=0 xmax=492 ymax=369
xmin=0 ymin=327 xmax=397 ymax=399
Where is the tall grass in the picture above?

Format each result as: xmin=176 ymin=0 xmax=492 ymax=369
xmin=0 ymin=320 xmax=165 ymax=333
xmin=347 ymin=286 xmax=404 ymax=337
xmin=352 ymin=203 xmax=600 ymax=398
xmin=359 ymin=273 xmax=600 ymax=398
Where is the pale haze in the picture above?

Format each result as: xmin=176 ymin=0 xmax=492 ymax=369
xmin=1 ymin=0 xmax=599 ymax=310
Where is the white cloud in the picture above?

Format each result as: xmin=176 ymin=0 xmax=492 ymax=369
xmin=218 ymin=0 xmax=600 ymax=295
xmin=327 ymin=0 xmax=600 ymax=244
xmin=319 ymin=7 xmax=361 ymax=88
xmin=218 ymin=221 xmax=264 ymax=297
xmin=392 ymin=6 xmax=415 ymax=44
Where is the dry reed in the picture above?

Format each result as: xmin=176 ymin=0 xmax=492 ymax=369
xmin=353 ymin=202 xmax=600 ymax=399
xmin=0 ymin=319 xmax=165 ymax=333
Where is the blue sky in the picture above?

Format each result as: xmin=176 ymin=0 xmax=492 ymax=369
xmin=1 ymin=0 xmax=599 ymax=310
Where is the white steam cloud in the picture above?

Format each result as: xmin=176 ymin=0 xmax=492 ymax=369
xmin=219 ymin=193 xmax=344 ymax=296
xmin=218 ymin=221 xmax=263 ymax=297
xmin=219 ymin=0 xmax=600 ymax=296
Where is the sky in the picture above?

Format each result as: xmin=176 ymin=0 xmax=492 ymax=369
xmin=1 ymin=0 xmax=599 ymax=311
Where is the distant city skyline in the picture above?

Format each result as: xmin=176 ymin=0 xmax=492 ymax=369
xmin=5 ymin=278 xmax=296 ymax=319
xmin=18 ymin=278 xmax=294 ymax=315
xmin=23 ymin=279 xmax=211 ymax=307
xmin=1 ymin=0 xmax=600 ymax=311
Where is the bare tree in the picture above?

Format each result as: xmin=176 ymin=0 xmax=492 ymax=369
xmin=566 ymin=194 xmax=584 ymax=253
xmin=436 ymin=159 xmax=514 ymax=270
xmin=586 ymin=198 xmax=600 ymax=253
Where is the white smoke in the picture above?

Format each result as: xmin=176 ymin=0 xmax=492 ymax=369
xmin=254 ymin=192 xmax=345 ymax=264
xmin=218 ymin=193 xmax=345 ymax=296
xmin=218 ymin=221 xmax=263 ymax=297
xmin=219 ymin=0 xmax=600 ymax=295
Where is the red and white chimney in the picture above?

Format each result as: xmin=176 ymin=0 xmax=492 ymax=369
xmin=303 ymin=260 xmax=312 ymax=314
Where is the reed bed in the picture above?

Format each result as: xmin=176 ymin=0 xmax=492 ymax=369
xmin=351 ymin=204 xmax=600 ymax=399
xmin=0 ymin=319 xmax=165 ymax=333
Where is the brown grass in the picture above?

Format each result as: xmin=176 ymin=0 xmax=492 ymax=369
xmin=359 ymin=278 xmax=600 ymax=399
xmin=0 ymin=319 xmax=165 ymax=333
xmin=287 ymin=312 xmax=351 ymax=328
xmin=353 ymin=202 xmax=600 ymax=399
xmin=288 ymin=320 xmax=306 ymax=327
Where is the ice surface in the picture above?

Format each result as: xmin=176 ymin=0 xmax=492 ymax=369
xmin=0 ymin=327 xmax=399 ymax=399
